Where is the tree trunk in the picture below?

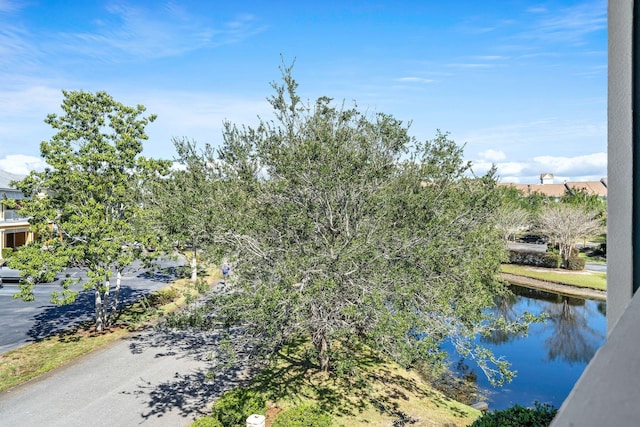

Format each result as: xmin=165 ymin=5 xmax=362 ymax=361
xmin=95 ymin=286 xmax=104 ymax=332
xmin=107 ymin=270 xmax=122 ymax=326
xmin=191 ymin=248 xmax=198 ymax=283
xmin=103 ymin=276 xmax=110 ymax=319
xmin=314 ymin=333 xmax=330 ymax=372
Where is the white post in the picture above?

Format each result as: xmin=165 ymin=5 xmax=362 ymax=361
xmin=246 ymin=414 xmax=265 ymax=427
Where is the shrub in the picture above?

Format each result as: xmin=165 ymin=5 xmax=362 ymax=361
xmin=148 ymin=287 xmax=180 ymax=306
xmin=509 ymin=251 xmax=560 ymax=268
xmin=210 ymin=387 xmax=266 ymax=427
xmin=272 ymin=404 xmax=333 ymax=427
xmin=565 ymin=256 xmax=586 ymax=271
xmin=541 ymin=253 xmax=561 ymax=268
xmin=469 ymin=402 xmax=557 ymax=427
xmin=164 ymin=305 xmax=214 ymax=329
xmin=195 ymin=278 xmax=209 ymax=294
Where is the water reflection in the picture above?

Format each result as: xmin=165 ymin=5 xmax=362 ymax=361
xmin=483 ymin=293 xmax=518 ymax=345
xmin=453 ymin=285 xmax=607 ymax=410
xmin=544 ymin=298 xmax=604 ymax=365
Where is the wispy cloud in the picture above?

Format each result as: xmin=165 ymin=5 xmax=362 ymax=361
xmin=526 ymin=6 xmax=548 ymax=14
xmin=395 ymin=77 xmax=434 ymax=84
xmin=0 ymin=25 xmax=42 ymax=74
xmin=460 ymin=118 xmax=606 ymax=152
xmin=57 ymin=2 xmax=267 ymax=61
xmin=0 ymin=0 xmax=25 ymax=13
xmin=446 ymin=63 xmax=495 ymax=69
xmin=522 ymin=0 xmax=606 ymax=46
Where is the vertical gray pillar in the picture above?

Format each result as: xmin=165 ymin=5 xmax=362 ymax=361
xmin=608 ymin=0 xmax=634 ymax=333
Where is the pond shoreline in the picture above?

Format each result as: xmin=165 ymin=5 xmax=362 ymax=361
xmin=500 ymin=273 xmax=606 ymax=302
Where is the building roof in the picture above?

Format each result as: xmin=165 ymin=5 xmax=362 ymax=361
xmin=504 ymin=183 xmax=568 ymax=198
xmin=0 ymin=170 xmax=25 ymax=190
xmin=499 ymin=179 xmax=608 ymax=198
xmin=565 ymin=181 xmax=608 ymax=197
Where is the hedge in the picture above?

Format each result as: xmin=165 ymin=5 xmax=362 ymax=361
xmin=566 ymin=256 xmax=586 ymax=271
xmin=509 ymin=251 xmax=561 ymax=268
xmin=469 ymin=402 xmax=557 ymax=427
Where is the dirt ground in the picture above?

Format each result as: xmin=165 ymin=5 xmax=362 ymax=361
xmin=500 ymin=273 xmax=606 ymax=302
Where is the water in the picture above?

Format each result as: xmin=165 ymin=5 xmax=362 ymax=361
xmin=452 ymin=285 xmax=607 ymax=410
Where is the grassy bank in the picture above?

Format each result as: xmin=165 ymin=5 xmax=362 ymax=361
xmin=501 ymin=264 xmax=606 ymax=291
xmin=0 ymin=266 xmax=219 ymax=393
xmin=195 ymin=340 xmax=481 ymax=427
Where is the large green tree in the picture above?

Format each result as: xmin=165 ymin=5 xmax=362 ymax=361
xmin=211 ymin=69 xmax=531 ymax=384
xmin=9 ymin=90 xmax=169 ymax=331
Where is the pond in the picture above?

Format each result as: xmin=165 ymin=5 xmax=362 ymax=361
xmin=452 ymin=285 xmax=607 ymax=410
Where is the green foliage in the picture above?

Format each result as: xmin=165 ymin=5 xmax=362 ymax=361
xmin=272 ymin=404 xmax=333 ymax=427
xmin=508 ymin=251 xmax=561 ymax=268
xmin=149 ymin=138 xmax=224 ymax=282
xmin=542 ymin=253 xmax=562 ymax=268
xmin=148 ymin=287 xmax=180 ymax=306
xmin=561 ymin=186 xmax=606 ymax=220
xmin=210 ymin=387 xmax=266 ymax=427
xmin=164 ymin=303 xmax=215 ymax=329
xmin=9 ymin=90 xmax=170 ymax=330
xmin=1 ymin=247 xmax=13 ymax=260
xmin=565 ymin=256 xmax=586 ymax=271
xmin=469 ymin=402 xmax=557 ymax=427
xmin=190 ymin=417 xmax=223 ymax=427
xmin=195 ymin=278 xmax=209 ymax=294
xmin=499 ymin=186 xmax=552 ymax=215
xmin=209 ymin=65 xmax=530 ymax=385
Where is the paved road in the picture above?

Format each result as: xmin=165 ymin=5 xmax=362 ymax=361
xmin=585 ymin=262 xmax=607 ymax=273
xmin=507 ymin=242 xmax=548 ymax=253
xmin=0 ymin=316 xmax=254 ymax=426
xmin=0 ymin=257 xmax=183 ymax=354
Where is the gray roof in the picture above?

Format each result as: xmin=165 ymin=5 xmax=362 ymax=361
xmin=0 ymin=170 xmax=26 ymax=190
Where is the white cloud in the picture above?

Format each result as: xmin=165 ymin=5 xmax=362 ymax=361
xmin=0 ymin=154 xmax=46 ymax=174
xmin=472 ymin=152 xmax=607 ymax=182
xmin=478 ymin=149 xmax=506 ymax=162
xmin=532 ymin=152 xmax=606 ymax=175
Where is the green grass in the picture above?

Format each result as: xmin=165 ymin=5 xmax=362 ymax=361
xmin=0 ymin=266 xmax=220 ymax=393
xmin=578 ymin=252 xmax=606 ymax=264
xmin=194 ymin=340 xmax=481 ymax=427
xmin=501 ymin=264 xmax=607 ymax=291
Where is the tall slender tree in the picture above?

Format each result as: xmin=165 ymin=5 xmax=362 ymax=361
xmin=9 ymin=91 xmax=169 ymax=331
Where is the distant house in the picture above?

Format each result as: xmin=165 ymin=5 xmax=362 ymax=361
xmin=498 ymin=172 xmax=608 ymax=201
xmin=0 ymin=170 xmax=33 ymax=255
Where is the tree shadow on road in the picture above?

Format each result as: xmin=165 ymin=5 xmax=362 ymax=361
xmin=136 ymin=266 xmax=183 ymax=283
xmin=27 ymin=286 xmax=150 ymax=342
xmin=126 ymin=325 xmax=259 ymax=420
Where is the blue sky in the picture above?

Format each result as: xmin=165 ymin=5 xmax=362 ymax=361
xmin=0 ymin=0 xmax=606 ymax=183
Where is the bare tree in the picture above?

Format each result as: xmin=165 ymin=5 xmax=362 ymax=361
xmin=495 ymin=205 xmax=531 ymax=242
xmin=538 ymin=204 xmax=602 ymax=268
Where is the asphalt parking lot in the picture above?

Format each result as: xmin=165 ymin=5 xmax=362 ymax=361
xmin=0 ymin=257 xmax=184 ymax=354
